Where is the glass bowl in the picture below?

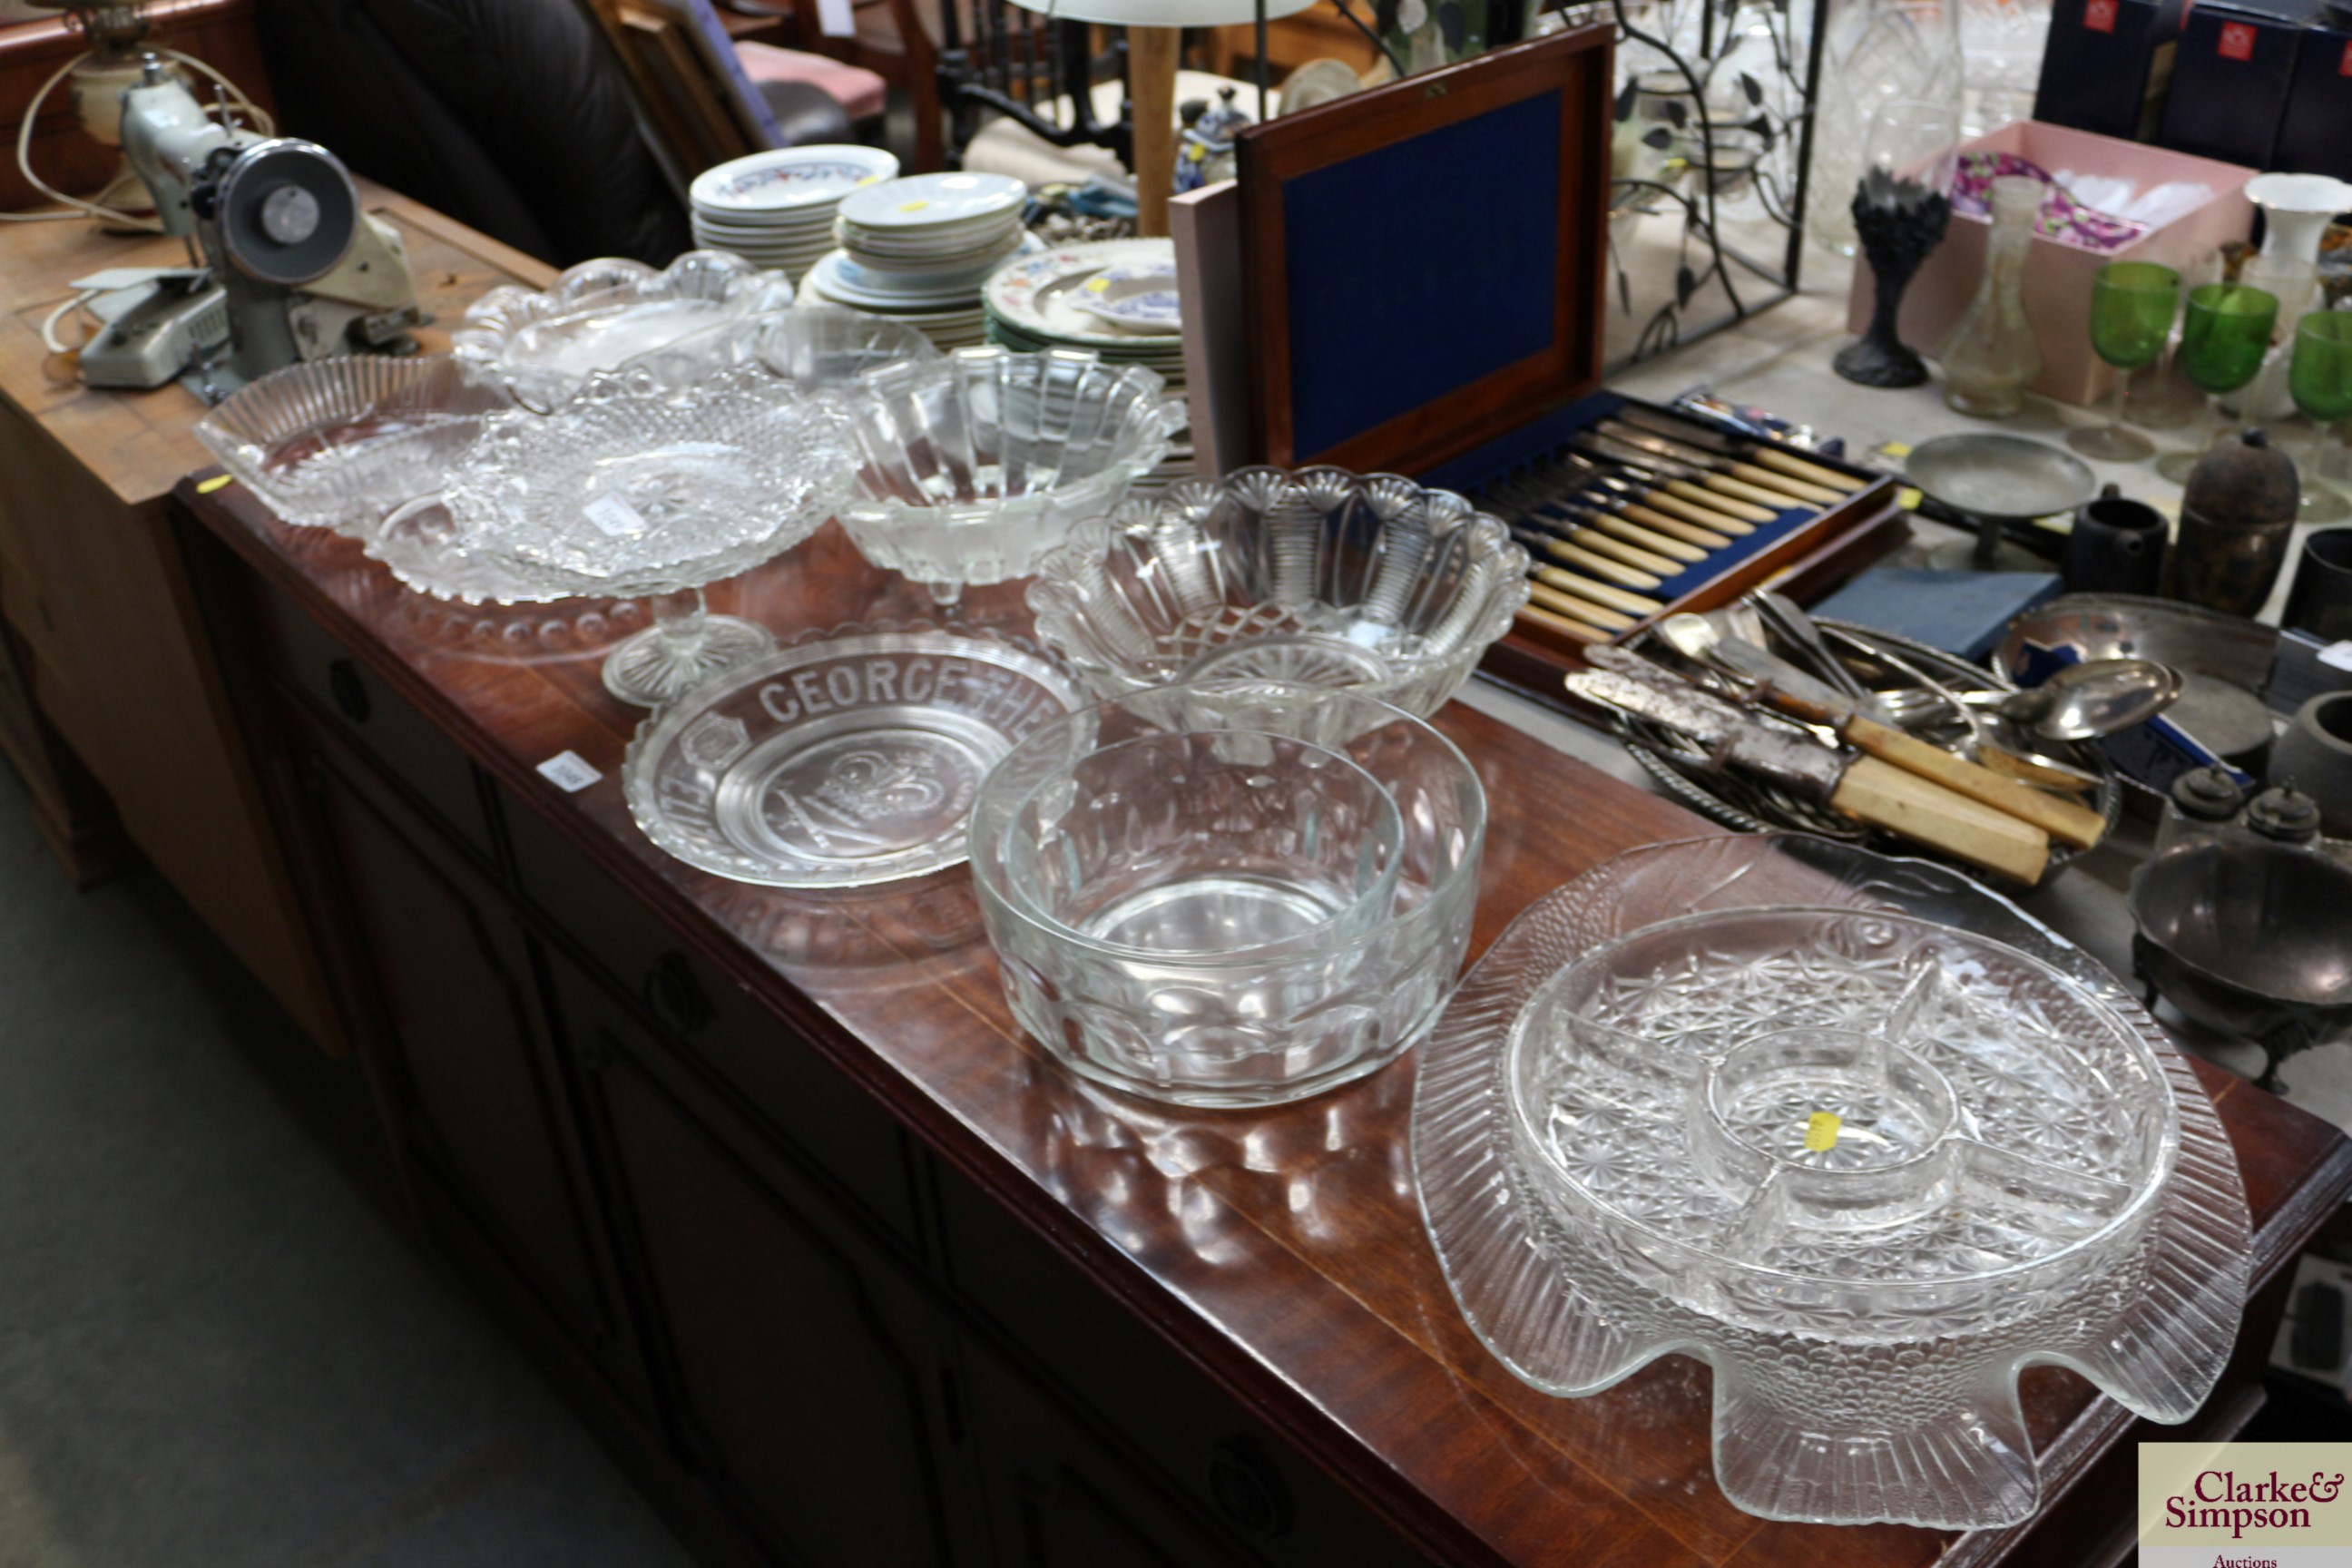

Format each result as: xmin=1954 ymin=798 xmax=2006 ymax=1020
xmin=1025 ymin=466 xmax=1531 ymax=718
xmin=840 ymin=347 xmax=1183 ymax=603
xmin=1414 ymin=834 xmax=2249 ymax=1530
xmin=192 ymin=354 xmax=514 ymax=535
xmin=616 ymin=304 xmax=941 ymax=392
xmin=624 ymin=626 xmax=1083 ymax=887
xmin=452 ymin=250 xmax=789 ymax=411
xmin=970 ymin=681 xmax=1485 ymax=1108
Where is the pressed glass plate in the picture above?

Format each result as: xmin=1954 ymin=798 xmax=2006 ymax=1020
xmin=1413 ymin=834 xmax=2249 ymax=1531
xmin=624 ymin=630 xmax=1083 ymax=887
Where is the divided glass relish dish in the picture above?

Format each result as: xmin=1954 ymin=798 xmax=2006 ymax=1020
xmin=1414 ymin=834 xmax=2249 ymax=1531
xmin=1026 ymin=467 xmax=1531 ymax=718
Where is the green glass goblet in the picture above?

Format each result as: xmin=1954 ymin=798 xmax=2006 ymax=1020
xmin=2068 ymin=260 xmax=2180 ymax=462
xmin=2291 ymin=309 xmax=2352 ymax=524
xmin=2156 ymin=282 xmax=2280 ymax=485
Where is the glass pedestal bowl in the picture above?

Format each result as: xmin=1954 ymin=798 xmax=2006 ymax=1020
xmin=840 ymin=348 xmax=1183 ymax=605
xmin=1025 ymin=467 xmax=1531 ymax=718
xmin=1414 ymin=834 xmax=2249 ymax=1530
xmin=969 ymin=681 xmax=1485 ymax=1108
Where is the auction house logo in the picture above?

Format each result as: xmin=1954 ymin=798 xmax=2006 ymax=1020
xmin=2142 ymin=1444 xmax=2352 ymax=1568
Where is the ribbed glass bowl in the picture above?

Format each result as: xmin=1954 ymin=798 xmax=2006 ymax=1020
xmin=1025 ymin=467 xmax=1531 ymax=718
xmin=839 ymin=348 xmax=1183 ymax=603
xmin=616 ymin=304 xmax=941 ymax=392
xmin=970 ymin=680 xmax=1485 ymax=1108
xmin=192 ymin=354 xmax=514 ymax=535
xmin=451 ymin=250 xmax=789 ymax=410
xmin=1414 ymin=834 xmax=2250 ymax=1531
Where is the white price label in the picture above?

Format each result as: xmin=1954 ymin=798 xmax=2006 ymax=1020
xmin=817 ymin=0 xmax=854 ymax=35
xmin=537 ymin=750 xmax=603 ymax=792
xmin=2320 ymin=640 xmax=2352 ymax=672
xmin=581 ymin=494 xmax=648 ymax=538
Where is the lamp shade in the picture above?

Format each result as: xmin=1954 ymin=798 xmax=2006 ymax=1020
xmin=1001 ymin=0 xmax=1315 ymax=27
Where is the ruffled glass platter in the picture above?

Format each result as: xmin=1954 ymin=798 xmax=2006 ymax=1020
xmin=1413 ymin=834 xmax=2249 ymax=1531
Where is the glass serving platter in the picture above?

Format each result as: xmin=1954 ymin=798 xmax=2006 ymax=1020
xmin=1413 ymin=834 xmax=2250 ymax=1531
xmin=624 ymin=629 xmax=1083 ymax=888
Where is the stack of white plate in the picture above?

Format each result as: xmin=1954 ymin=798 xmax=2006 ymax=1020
xmin=796 ymin=172 xmax=1033 ymax=351
xmin=690 ymin=145 xmax=900 ymax=284
xmin=982 ymin=239 xmax=1186 ymax=389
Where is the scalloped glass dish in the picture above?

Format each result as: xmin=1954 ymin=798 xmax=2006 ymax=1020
xmin=1026 ymin=467 xmax=1531 ymax=718
xmin=192 ymin=355 xmax=514 ymax=535
xmin=451 ymin=250 xmax=789 ymax=410
xmin=617 ymin=304 xmax=941 ymax=393
xmin=1413 ymin=835 xmax=2249 ymax=1531
xmin=840 ymin=348 xmax=1182 ymax=603
xmin=624 ymin=628 xmax=1082 ymax=887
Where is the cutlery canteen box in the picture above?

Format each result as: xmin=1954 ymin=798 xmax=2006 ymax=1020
xmin=1231 ymin=26 xmax=1905 ymax=712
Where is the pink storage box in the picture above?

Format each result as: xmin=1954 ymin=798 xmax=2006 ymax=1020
xmin=1845 ymin=121 xmax=2257 ymax=407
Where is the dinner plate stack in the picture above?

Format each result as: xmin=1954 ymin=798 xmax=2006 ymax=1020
xmin=985 ymin=239 xmax=1193 ymax=480
xmin=690 ymin=145 xmax=899 ymax=284
xmin=795 ymin=172 xmax=1033 ymax=351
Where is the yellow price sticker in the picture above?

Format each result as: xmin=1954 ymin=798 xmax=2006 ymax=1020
xmin=1084 ymin=277 xmax=1110 ymax=292
xmin=897 ymin=200 xmax=931 ymax=213
xmin=195 ymin=473 xmax=235 ymax=495
xmin=1804 ymin=1111 xmax=1841 ymax=1152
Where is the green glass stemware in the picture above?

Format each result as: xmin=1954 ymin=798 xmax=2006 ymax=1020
xmin=2069 ymin=260 xmax=2180 ymax=463
xmin=2156 ymin=282 xmax=2279 ymax=484
xmin=2291 ymin=309 xmax=2352 ymax=523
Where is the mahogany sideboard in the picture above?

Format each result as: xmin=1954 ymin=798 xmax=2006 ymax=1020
xmin=172 ymin=474 xmax=2352 ymax=1568
xmin=0 ymin=183 xmax=553 ymax=1046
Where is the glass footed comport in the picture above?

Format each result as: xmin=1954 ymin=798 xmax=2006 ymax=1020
xmin=365 ymin=361 xmax=850 ymax=706
xmin=1414 ymin=835 xmax=2249 ymax=1530
xmin=2068 ymin=260 xmax=2181 ymax=463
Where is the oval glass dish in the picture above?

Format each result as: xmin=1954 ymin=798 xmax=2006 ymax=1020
xmin=1414 ymin=834 xmax=2249 ymax=1531
xmin=1026 ymin=466 xmax=1530 ymax=718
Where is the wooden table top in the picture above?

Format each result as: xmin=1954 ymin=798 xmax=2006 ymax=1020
xmin=0 ymin=181 xmax=552 ymax=511
xmin=181 ymin=482 xmax=2352 ymax=1568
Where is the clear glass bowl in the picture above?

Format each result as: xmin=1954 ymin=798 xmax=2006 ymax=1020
xmin=970 ymin=681 xmax=1485 ymax=1108
xmin=840 ymin=348 xmax=1183 ymax=603
xmin=372 ymin=362 xmax=850 ymax=604
xmin=1026 ymin=467 xmax=1531 ymax=718
xmin=451 ymin=250 xmax=789 ymax=411
xmin=192 ymin=354 xmax=514 ymax=535
xmin=624 ymin=626 xmax=1083 ymax=887
xmin=616 ymin=304 xmax=941 ymax=392
xmin=1414 ymin=834 xmax=2250 ymax=1530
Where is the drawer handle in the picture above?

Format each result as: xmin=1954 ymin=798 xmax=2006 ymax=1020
xmin=328 ymin=659 xmax=372 ymax=725
xmin=642 ymin=952 xmax=713 ymax=1035
xmin=1204 ymin=1436 xmax=1292 ymax=1538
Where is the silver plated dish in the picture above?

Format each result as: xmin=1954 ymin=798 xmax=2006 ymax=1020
xmin=1026 ymin=467 xmax=1530 ymax=719
xmin=625 ymin=629 xmax=1083 ymax=888
xmin=1415 ymin=834 xmax=2249 ymax=1531
xmin=1619 ymin=619 xmax=2122 ymax=883
xmin=193 ymin=354 xmax=514 ymax=535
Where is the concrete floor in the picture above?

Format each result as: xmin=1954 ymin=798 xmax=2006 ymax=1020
xmin=0 ymin=767 xmax=693 ymax=1568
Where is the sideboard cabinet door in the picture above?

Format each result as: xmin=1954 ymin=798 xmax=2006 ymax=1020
xmin=554 ymin=954 xmax=970 ymax=1568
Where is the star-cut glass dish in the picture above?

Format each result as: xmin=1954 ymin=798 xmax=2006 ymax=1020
xmin=1413 ymin=834 xmax=2249 ymax=1531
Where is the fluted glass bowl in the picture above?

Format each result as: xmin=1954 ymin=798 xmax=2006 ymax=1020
xmin=192 ymin=354 xmax=514 ymax=535
xmin=616 ymin=304 xmax=941 ymax=392
xmin=840 ymin=348 xmax=1183 ymax=603
xmin=451 ymin=250 xmax=789 ymax=411
xmin=971 ymin=680 xmax=1485 ymax=1108
xmin=1025 ymin=467 xmax=1531 ymax=718
xmin=1415 ymin=834 xmax=2250 ymax=1531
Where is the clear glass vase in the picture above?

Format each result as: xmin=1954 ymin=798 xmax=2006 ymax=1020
xmin=1941 ymin=175 xmax=2044 ymax=417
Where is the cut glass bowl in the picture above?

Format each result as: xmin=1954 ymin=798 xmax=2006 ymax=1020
xmin=615 ymin=304 xmax=941 ymax=393
xmin=451 ymin=250 xmax=789 ymax=411
xmin=970 ymin=680 xmax=1485 ymax=1108
xmin=840 ymin=348 xmax=1183 ymax=603
xmin=368 ymin=361 xmax=851 ymax=604
xmin=192 ymin=354 xmax=514 ymax=536
xmin=1414 ymin=834 xmax=2250 ymax=1531
xmin=624 ymin=627 xmax=1082 ymax=887
xmin=1026 ymin=467 xmax=1531 ymax=718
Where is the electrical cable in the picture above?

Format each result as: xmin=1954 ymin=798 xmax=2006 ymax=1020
xmin=5 ymin=44 xmax=275 ymax=227
xmin=1327 ymin=0 xmax=1407 ymax=83
xmin=39 ymin=289 xmax=102 ymax=353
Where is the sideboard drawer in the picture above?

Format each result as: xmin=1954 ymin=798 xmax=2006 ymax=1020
xmin=501 ymin=791 xmax=924 ymax=1252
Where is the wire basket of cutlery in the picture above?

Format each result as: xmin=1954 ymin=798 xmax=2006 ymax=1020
xmin=1443 ymin=394 xmax=1910 ymax=701
xmin=1570 ymin=603 xmax=2123 ymax=889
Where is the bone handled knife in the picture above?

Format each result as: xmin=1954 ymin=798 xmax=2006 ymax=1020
xmin=1592 ymin=421 xmax=1845 ymax=506
xmin=1613 ymin=404 xmax=1869 ymax=495
xmin=1703 ymin=637 xmax=2108 ymax=852
xmin=1567 ymin=662 xmax=2052 ymax=885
